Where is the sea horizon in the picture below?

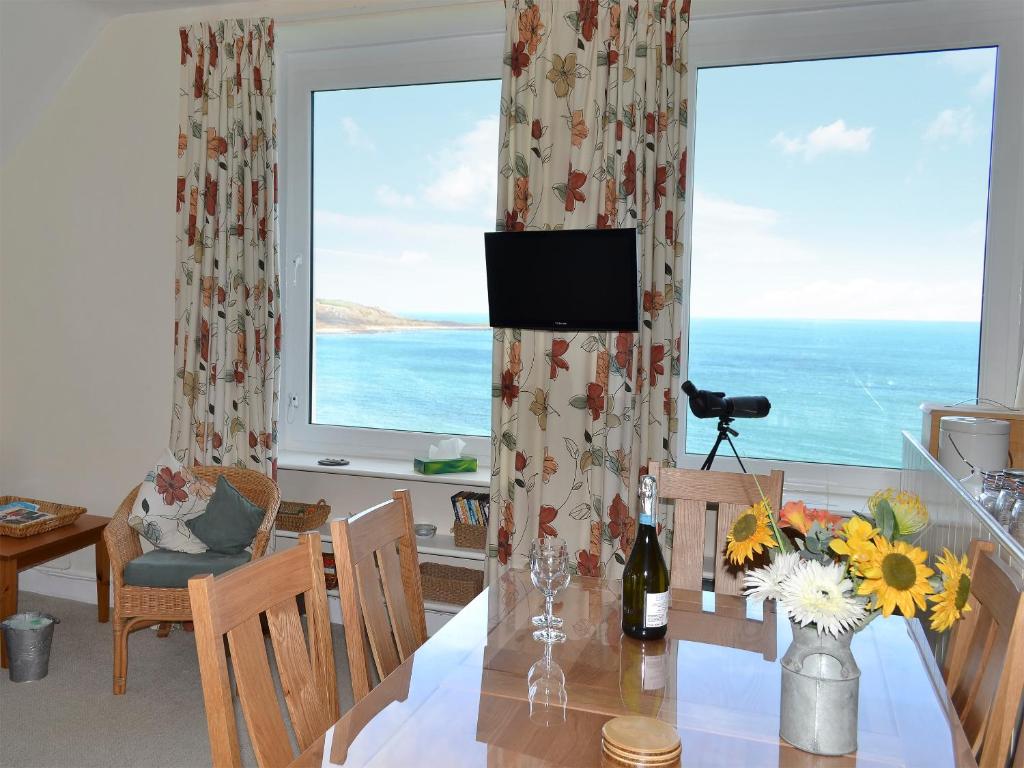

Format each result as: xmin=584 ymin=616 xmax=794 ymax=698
xmin=312 ymin=316 xmax=980 ymax=468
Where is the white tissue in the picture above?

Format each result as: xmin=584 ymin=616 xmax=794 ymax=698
xmin=428 ymin=437 xmax=466 ymax=460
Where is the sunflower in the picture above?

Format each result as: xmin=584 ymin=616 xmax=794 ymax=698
xmin=868 ymin=489 xmax=929 ymax=536
xmin=857 ymin=538 xmax=934 ymax=618
xmin=726 ymin=500 xmax=777 ymax=565
xmin=830 ymin=516 xmax=879 ymax=575
xmin=928 ymin=548 xmax=972 ymax=632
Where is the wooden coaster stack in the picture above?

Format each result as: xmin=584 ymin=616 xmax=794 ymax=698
xmin=601 ymin=716 xmax=682 ymax=767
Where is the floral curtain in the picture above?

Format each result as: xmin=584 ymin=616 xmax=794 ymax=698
xmin=489 ymin=0 xmax=689 ymax=580
xmin=171 ymin=18 xmax=280 ymax=477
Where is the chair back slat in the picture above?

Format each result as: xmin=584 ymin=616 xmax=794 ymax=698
xmin=714 ymin=502 xmax=749 ymax=596
xmin=942 ymin=539 xmax=1024 ymax=768
xmin=649 ymin=463 xmax=784 ymax=592
xmin=356 ymin=556 xmax=403 ymax=678
xmin=376 ymin=541 xmax=420 ymax=658
xmin=332 ymin=489 xmax=428 ymax=703
xmin=189 ymin=534 xmax=339 ymax=768
xmin=228 ymin=615 xmax=293 ymax=768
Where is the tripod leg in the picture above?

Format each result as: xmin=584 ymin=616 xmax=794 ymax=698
xmin=701 ymin=432 xmax=725 ymax=471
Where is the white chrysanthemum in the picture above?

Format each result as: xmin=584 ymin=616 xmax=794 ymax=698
xmin=743 ymin=552 xmax=801 ymax=602
xmin=778 ymin=560 xmax=866 ymax=637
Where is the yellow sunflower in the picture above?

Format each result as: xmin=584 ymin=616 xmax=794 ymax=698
xmin=858 ymin=538 xmax=934 ymax=618
xmin=928 ymin=548 xmax=972 ymax=632
xmin=868 ymin=489 xmax=929 ymax=536
xmin=830 ymin=516 xmax=879 ymax=575
xmin=726 ymin=500 xmax=777 ymax=565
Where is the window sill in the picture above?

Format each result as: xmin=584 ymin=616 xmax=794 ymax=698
xmin=277 ymin=450 xmax=491 ymax=489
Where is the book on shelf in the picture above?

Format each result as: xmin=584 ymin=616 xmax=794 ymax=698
xmin=448 ymin=491 xmax=490 ymax=527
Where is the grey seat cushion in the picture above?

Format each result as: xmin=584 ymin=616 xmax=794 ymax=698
xmin=123 ymin=549 xmax=251 ymax=588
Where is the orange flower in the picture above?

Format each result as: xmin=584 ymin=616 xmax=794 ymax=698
xmin=780 ymin=500 xmax=843 ymax=535
xmin=543 ymin=450 xmax=558 ymax=482
xmin=514 ymin=177 xmax=531 ymax=217
xmin=550 ymin=338 xmax=570 ymax=379
xmin=577 ymin=549 xmax=601 ymax=577
xmin=509 ymin=341 xmax=522 ymax=377
xmin=570 ymin=110 xmax=589 ymax=147
xmin=564 ymin=168 xmax=587 ymax=212
xmin=539 ymin=505 xmax=559 ymax=537
xmin=596 ymin=349 xmax=609 ymax=390
xmin=517 ymin=5 xmax=544 ymax=55
xmin=586 ymin=382 xmax=605 ymax=421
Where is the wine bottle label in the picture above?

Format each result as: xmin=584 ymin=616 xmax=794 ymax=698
xmin=644 ymin=591 xmax=669 ymax=628
xmin=642 ymin=653 xmax=667 ymax=691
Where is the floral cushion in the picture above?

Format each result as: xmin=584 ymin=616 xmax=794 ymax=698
xmin=128 ymin=449 xmax=214 ymax=554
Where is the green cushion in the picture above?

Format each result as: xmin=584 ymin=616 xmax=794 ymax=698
xmin=123 ymin=549 xmax=251 ymax=588
xmin=185 ymin=476 xmax=266 ymax=555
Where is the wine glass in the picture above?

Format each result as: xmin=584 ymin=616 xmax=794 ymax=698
xmin=529 ymin=537 xmax=569 ymax=642
xmin=527 ymin=641 xmax=567 ymax=726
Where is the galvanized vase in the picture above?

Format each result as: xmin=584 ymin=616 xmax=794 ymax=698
xmin=779 ymin=619 xmax=860 ymax=756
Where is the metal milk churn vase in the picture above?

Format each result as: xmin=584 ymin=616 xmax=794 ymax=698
xmin=779 ymin=619 xmax=860 ymax=755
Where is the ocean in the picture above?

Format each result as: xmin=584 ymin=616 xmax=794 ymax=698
xmin=313 ymin=318 xmax=980 ymax=469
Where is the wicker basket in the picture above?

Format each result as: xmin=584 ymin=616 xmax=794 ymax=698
xmin=277 ymin=499 xmax=331 ymax=532
xmin=0 ymin=496 xmax=87 ymax=538
xmin=453 ymin=521 xmax=487 ymax=550
xmin=419 ymin=562 xmax=484 ymax=606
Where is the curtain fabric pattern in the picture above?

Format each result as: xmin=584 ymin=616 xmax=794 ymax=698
xmin=171 ymin=18 xmax=280 ymax=477
xmin=489 ymin=0 xmax=689 ymax=580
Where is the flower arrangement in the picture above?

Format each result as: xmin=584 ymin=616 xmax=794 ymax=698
xmin=726 ymin=490 xmax=972 ymax=637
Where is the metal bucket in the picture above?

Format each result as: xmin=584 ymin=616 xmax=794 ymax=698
xmin=1 ymin=612 xmax=59 ymax=682
xmin=779 ymin=619 xmax=860 ymax=756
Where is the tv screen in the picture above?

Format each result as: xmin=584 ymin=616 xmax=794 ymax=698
xmin=484 ymin=228 xmax=639 ymax=332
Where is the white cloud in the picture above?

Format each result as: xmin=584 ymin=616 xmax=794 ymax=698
xmin=422 ymin=117 xmax=499 ymax=216
xmin=924 ymin=107 xmax=977 ymax=144
xmin=772 ymin=119 xmax=873 ymax=161
xmin=375 ymin=184 xmax=415 ymax=208
xmin=971 ymin=70 xmax=995 ymax=100
xmin=689 ymin=194 xmax=984 ymax=322
xmin=340 ymin=117 xmax=375 ymax=151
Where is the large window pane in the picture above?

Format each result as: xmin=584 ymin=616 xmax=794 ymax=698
xmin=311 ymin=80 xmax=500 ymax=435
xmin=686 ymin=49 xmax=995 ymax=468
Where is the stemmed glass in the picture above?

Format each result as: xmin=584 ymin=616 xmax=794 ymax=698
xmin=529 ymin=537 xmax=569 ymax=643
xmin=527 ymin=641 xmax=568 ymax=726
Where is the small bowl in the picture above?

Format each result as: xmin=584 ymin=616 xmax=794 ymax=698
xmin=414 ymin=523 xmax=437 ymax=538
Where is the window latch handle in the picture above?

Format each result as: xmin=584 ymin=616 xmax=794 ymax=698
xmin=292 ymin=254 xmax=303 ymax=287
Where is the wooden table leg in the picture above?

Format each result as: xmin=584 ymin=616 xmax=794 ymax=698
xmin=95 ymin=536 xmax=110 ymax=623
xmin=1 ymin=558 xmax=18 ymax=668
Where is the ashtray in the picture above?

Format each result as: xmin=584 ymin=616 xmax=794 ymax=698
xmin=414 ymin=523 xmax=437 ymax=538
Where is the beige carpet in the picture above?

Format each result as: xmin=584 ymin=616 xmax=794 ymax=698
xmin=0 ymin=592 xmax=354 ymax=768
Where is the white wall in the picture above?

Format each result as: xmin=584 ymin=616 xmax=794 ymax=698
xmin=0 ymin=0 xmax=465 ymax=596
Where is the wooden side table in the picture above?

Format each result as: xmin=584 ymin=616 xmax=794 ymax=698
xmin=0 ymin=514 xmax=109 ymax=667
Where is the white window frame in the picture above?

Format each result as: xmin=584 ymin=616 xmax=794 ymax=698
xmin=278 ymin=0 xmax=1023 ymax=495
xmin=678 ymin=0 xmax=1024 ymax=499
xmin=278 ymin=6 xmax=503 ymax=460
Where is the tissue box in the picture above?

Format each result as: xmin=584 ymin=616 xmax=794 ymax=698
xmin=414 ymin=456 xmax=478 ymax=475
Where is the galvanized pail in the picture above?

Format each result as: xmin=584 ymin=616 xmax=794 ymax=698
xmin=1 ymin=612 xmax=59 ymax=682
xmin=779 ymin=619 xmax=860 ymax=756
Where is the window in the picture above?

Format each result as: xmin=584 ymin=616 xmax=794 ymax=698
xmin=310 ymin=81 xmax=500 ymax=436
xmin=685 ymin=49 xmax=996 ymax=470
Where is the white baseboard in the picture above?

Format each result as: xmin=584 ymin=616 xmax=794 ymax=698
xmin=18 ymin=566 xmax=104 ymax=606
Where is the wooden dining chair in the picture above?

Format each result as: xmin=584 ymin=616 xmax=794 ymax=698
xmin=188 ymin=533 xmax=339 ymax=768
xmin=331 ymin=489 xmax=428 ymax=703
xmin=647 ymin=462 xmax=784 ymax=595
xmin=941 ymin=539 xmax=1024 ymax=768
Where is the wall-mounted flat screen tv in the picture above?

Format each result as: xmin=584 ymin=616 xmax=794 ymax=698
xmin=484 ymin=228 xmax=639 ymax=332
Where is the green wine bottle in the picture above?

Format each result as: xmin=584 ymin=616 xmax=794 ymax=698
xmin=622 ymin=474 xmax=670 ymax=640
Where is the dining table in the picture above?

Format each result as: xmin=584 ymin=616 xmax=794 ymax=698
xmin=290 ymin=570 xmax=974 ymax=767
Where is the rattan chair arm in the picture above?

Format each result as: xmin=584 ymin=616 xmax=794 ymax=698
xmin=104 ymin=484 xmax=144 ymax=586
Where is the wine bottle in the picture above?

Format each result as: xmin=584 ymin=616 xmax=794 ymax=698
xmin=622 ymin=474 xmax=670 ymax=640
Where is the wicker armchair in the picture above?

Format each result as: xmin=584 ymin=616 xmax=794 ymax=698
xmin=104 ymin=466 xmax=280 ymax=694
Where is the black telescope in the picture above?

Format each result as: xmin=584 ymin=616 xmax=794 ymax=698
xmin=681 ymin=380 xmax=771 ymax=420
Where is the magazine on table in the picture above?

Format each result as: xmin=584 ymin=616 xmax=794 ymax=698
xmin=0 ymin=501 xmax=54 ymax=526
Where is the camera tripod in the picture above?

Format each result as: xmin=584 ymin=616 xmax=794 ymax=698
xmin=700 ymin=416 xmax=749 ymax=473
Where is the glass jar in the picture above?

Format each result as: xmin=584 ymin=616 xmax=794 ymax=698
xmin=977 ymin=471 xmax=1004 ymax=518
xmin=1009 ymin=491 xmax=1024 ymax=547
xmin=993 ymin=479 xmax=1020 ymax=528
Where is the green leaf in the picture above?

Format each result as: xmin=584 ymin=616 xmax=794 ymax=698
xmin=568 ymin=395 xmax=588 ymax=410
xmin=514 ymin=152 xmax=529 ymax=178
xmin=563 ymin=11 xmax=580 ymax=28
xmin=501 ymin=431 xmax=517 ymax=451
xmin=552 ymin=183 xmax=568 ymax=202
xmin=636 ymin=42 xmax=648 ymax=57
xmin=564 ymin=437 xmax=581 ymax=460
xmin=614 ymin=552 xmax=625 ymax=565
xmin=874 ymin=498 xmax=896 ymax=540
xmin=514 ymin=104 xmax=528 ymax=124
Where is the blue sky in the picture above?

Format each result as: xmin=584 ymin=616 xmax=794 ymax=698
xmin=312 ymin=47 xmax=997 ymax=321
